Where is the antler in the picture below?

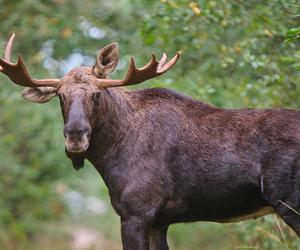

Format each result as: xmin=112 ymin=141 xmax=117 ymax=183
xmin=96 ymin=52 xmax=181 ymax=88
xmin=0 ymin=33 xmax=60 ymax=88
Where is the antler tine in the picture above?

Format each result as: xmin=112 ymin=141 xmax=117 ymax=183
xmin=157 ymin=53 xmax=168 ymax=69
xmin=0 ymin=33 xmax=60 ymax=88
xmin=158 ymin=51 xmax=181 ymax=73
xmin=5 ymin=33 xmax=15 ymax=61
xmin=97 ymin=51 xmax=180 ymax=88
xmin=0 ymin=33 xmax=15 ymax=72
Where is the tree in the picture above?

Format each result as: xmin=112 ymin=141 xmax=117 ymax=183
xmin=0 ymin=0 xmax=300 ymax=249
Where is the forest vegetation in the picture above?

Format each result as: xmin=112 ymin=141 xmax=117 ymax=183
xmin=0 ymin=0 xmax=299 ymax=249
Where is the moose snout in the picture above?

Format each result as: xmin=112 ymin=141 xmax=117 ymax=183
xmin=64 ymin=122 xmax=91 ymax=153
xmin=64 ymin=124 xmax=91 ymax=138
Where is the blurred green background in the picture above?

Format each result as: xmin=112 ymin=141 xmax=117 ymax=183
xmin=0 ymin=0 xmax=300 ymax=249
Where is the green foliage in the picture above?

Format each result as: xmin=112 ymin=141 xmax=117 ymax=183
xmin=0 ymin=0 xmax=300 ymax=249
xmin=132 ymin=0 xmax=300 ymax=108
xmin=0 ymin=83 xmax=68 ymax=247
xmin=286 ymin=26 xmax=300 ymax=43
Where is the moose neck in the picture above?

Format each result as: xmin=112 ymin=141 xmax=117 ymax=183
xmin=86 ymin=87 xmax=133 ymax=166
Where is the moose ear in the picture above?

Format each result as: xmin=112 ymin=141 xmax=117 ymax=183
xmin=93 ymin=42 xmax=119 ymax=78
xmin=22 ymin=87 xmax=57 ymax=103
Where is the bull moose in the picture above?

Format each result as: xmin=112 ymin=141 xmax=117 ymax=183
xmin=1 ymin=34 xmax=300 ymax=249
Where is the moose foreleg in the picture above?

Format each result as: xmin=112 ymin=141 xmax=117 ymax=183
xmin=150 ymin=226 xmax=169 ymax=250
xmin=121 ymin=216 xmax=150 ymax=250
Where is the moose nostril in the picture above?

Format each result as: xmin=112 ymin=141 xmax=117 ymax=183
xmin=82 ymin=127 xmax=90 ymax=134
xmin=77 ymin=128 xmax=88 ymax=136
xmin=84 ymin=127 xmax=91 ymax=137
xmin=64 ymin=124 xmax=91 ymax=138
xmin=68 ymin=128 xmax=84 ymax=136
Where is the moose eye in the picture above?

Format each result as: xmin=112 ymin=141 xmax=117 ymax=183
xmin=92 ymin=92 xmax=101 ymax=103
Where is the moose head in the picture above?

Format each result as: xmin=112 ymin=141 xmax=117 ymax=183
xmin=0 ymin=34 xmax=180 ymax=153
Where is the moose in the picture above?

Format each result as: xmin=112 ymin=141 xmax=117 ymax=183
xmin=1 ymin=33 xmax=300 ymax=249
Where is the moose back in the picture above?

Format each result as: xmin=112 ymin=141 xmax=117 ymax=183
xmin=1 ymin=34 xmax=300 ymax=250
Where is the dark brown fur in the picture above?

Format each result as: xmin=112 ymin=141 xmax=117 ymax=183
xmin=55 ymin=67 xmax=300 ymax=250
xmin=11 ymin=42 xmax=300 ymax=249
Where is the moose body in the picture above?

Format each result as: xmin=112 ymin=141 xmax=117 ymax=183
xmin=81 ymin=86 xmax=299 ymax=227
xmin=1 ymin=34 xmax=300 ymax=249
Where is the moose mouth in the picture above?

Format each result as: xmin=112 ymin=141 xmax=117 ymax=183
xmin=65 ymin=138 xmax=90 ymax=153
xmin=63 ymin=120 xmax=92 ymax=153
